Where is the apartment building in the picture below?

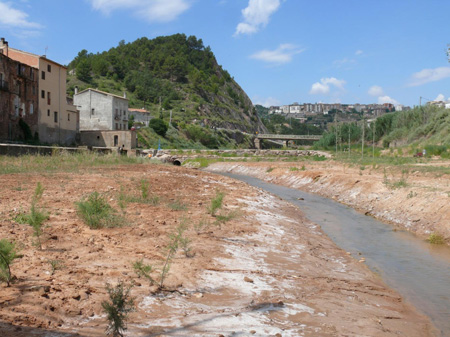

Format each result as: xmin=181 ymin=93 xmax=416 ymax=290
xmin=0 ymin=52 xmax=39 ymax=142
xmin=0 ymin=38 xmax=79 ymax=145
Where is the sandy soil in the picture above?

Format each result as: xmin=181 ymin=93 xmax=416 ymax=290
xmin=206 ymin=159 xmax=450 ymax=243
xmin=0 ymin=163 xmax=437 ymax=336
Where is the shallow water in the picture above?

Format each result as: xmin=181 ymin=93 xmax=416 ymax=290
xmin=221 ymin=173 xmax=450 ymax=336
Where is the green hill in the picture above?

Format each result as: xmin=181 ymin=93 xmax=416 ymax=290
xmin=315 ymin=105 xmax=450 ymax=157
xmin=67 ymin=34 xmax=265 ymax=135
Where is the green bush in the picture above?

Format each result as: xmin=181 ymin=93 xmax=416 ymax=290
xmin=76 ymin=192 xmax=125 ymax=229
xmin=102 ymin=282 xmax=135 ymax=337
xmin=0 ymin=239 xmax=19 ymax=286
xmin=149 ymin=118 xmax=168 ymax=137
xmin=208 ymin=190 xmax=225 ymax=216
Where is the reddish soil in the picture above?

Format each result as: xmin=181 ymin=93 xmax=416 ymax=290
xmin=0 ymin=163 xmax=437 ymax=336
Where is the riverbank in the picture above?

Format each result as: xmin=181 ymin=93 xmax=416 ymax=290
xmin=205 ymin=159 xmax=450 ymax=243
xmin=0 ymin=162 xmax=436 ymax=336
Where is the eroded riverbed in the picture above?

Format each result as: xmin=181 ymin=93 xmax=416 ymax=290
xmin=217 ymin=172 xmax=450 ymax=336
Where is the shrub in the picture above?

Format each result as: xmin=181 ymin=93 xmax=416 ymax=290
xmin=0 ymin=239 xmax=19 ymax=286
xmin=16 ymin=183 xmax=49 ymax=249
xmin=207 ymin=190 xmax=225 ymax=216
xmin=102 ymin=282 xmax=135 ymax=337
xmin=76 ymin=192 xmax=125 ymax=229
xmin=149 ymin=118 xmax=168 ymax=137
xmin=132 ymin=259 xmax=157 ymax=286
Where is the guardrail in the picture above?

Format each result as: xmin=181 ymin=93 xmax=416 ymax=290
xmin=256 ymin=134 xmax=322 ymax=140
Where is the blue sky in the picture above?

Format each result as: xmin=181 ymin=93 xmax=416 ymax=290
xmin=2 ymin=0 xmax=450 ymax=107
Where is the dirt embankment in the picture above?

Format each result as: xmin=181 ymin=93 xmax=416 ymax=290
xmin=0 ymin=164 xmax=437 ymax=336
xmin=206 ymin=160 xmax=450 ymax=243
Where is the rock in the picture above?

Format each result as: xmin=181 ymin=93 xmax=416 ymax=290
xmin=244 ymin=276 xmax=254 ymax=283
xmin=250 ymin=330 xmax=256 ymax=334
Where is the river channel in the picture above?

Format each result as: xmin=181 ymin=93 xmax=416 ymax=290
xmin=220 ymin=173 xmax=450 ymax=336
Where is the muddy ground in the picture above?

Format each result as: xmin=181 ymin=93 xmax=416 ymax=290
xmin=0 ymin=163 xmax=438 ymax=336
xmin=206 ymin=159 xmax=450 ymax=243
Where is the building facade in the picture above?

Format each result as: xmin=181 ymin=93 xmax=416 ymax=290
xmin=0 ymin=38 xmax=79 ymax=145
xmin=74 ymin=88 xmax=129 ymax=131
xmin=0 ymin=52 xmax=39 ymax=142
xmin=128 ymin=108 xmax=152 ymax=126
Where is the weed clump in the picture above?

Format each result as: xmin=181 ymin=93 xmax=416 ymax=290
xmin=427 ymin=233 xmax=445 ymax=245
xmin=0 ymin=239 xmax=19 ymax=286
xmin=208 ymin=190 xmax=225 ymax=216
xmin=132 ymin=259 xmax=157 ymax=286
xmin=102 ymin=281 xmax=135 ymax=337
xmin=168 ymin=198 xmax=187 ymax=211
xmin=76 ymin=192 xmax=125 ymax=229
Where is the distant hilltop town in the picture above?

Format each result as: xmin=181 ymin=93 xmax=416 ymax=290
xmin=269 ymin=102 xmax=412 ymax=119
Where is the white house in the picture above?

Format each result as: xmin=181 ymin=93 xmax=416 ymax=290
xmin=74 ymin=88 xmax=128 ymax=131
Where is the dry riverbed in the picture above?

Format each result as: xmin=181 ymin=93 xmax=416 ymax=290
xmin=0 ymin=163 xmax=437 ymax=336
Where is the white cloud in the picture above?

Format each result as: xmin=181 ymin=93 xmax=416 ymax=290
xmin=355 ymin=50 xmax=363 ymax=56
xmin=434 ymin=93 xmax=446 ymax=101
xmin=235 ymin=0 xmax=281 ymax=36
xmin=333 ymin=57 xmax=356 ymax=68
xmin=0 ymin=1 xmax=41 ymax=28
xmin=408 ymin=66 xmax=450 ymax=86
xmin=368 ymin=85 xmax=384 ymax=97
xmin=252 ymin=95 xmax=281 ymax=107
xmin=378 ymin=95 xmax=399 ymax=105
xmin=250 ymin=44 xmax=303 ymax=65
xmin=88 ymin=0 xmax=191 ymax=23
xmin=309 ymin=77 xmax=346 ymax=95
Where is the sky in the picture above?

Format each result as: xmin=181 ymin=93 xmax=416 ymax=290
xmin=2 ymin=0 xmax=450 ymax=108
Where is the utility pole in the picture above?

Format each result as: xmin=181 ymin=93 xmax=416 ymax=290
xmin=348 ymin=125 xmax=351 ymax=158
xmin=334 ymin=113 xmax=338 ymax=156
xmin=361 ymin=117 xmax=365 ymax=159
xmin=372 ymin=122 xmax=375 ymax=160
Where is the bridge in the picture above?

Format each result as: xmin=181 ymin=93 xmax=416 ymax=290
xmin=254 ymin=134 xmax=322 ymax=149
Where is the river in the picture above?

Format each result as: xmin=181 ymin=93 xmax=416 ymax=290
xmin=220 ymin=173 xmax=450 ymax=336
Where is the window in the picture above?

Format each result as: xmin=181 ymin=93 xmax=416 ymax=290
xmin=47 ymin=64 xmax=51 ymax=72
xmin=30 ymin=104 xmax=34 ymax=115
xmin=30 ymin=68 xmax=34 ymax=80
xmin=115 ymin=123 xmax=118 ymax=130
xmin=47 ymin=109 xmax=50 ymax=117
xmin=91 ymin=108 xmax=95 ymax=115
xmin=54 ymin=111 xmax=58 ymax=123
xmin=114 ymin=135 xmax=118 ymax=146
xmin=32 ymin=85 xmax=35 ymax=95
xmin=41 ymin=90 xmax=45 ymax=99
xmin=47 ymin=92 xmax=51 ymax=105
xmin=68 ymin=113 xmax=70 ymax=121
xmin=41 ymin=71 xmax=45 ymax=80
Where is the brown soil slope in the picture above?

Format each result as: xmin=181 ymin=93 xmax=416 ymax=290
xmin=207 ymin=160 xmax=450 ymax=242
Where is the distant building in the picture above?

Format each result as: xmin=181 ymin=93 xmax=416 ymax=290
xmin=128 ymin=108 xmax=152 ymax=126
xmin=268 ymin=106 xmax=282 ymax=114
xmin=0 ymin=51 xmax=39 ymax=142
xmin=0 ymin=38 xmax=79 ymax=145
xmin=74 ymin=88 xmax=129 ymax=131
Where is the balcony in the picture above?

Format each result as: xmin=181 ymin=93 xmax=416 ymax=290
xmin=114 ymin=115 xmax=121 ymax=121
xmin=0 ymin=80 xmax=8 ymax=91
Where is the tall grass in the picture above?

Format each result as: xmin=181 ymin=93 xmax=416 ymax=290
xmin=0 ymin=151 xmax=146 ymax=175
